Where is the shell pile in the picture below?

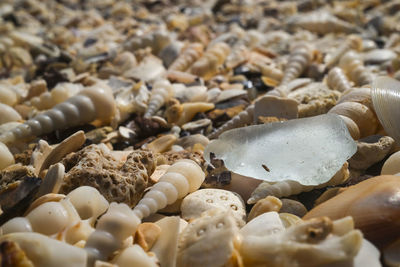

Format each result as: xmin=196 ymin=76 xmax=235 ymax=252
xmin=1 ymin=0 xmax=400 ymax=266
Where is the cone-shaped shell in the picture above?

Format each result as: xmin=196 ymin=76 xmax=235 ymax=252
xmin=304 ymin=175 xmax=400 ymax=248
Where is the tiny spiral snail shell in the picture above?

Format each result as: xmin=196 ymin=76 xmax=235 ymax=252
xmin=144 ymin=79 xmax=174 ymax=118
xmin=169 ymin=42 xmax=204 ymax=72
xmin=325 ymin=35 xmax=362 ymax=69
xmin=280 ymin=42 xmax=313 ymax=85
xmin=0 ymin=83 xmax=116 ymax=145
xmin=339 ymin=51 xmax=373 ymax=86
xmin=133 ymin=159 xmax=205 ymax=219
xmin=326 ymin=67 xmax=352 ymax=92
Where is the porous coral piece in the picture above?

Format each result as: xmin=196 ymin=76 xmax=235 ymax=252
xmin=288 ymin=83 xmax=341 ymax=117
xmin=0 ymin=165 xmax=36 ymax=188
xmin=60 ymin=144 xmax=155 ymax=207
xmin=161 ymin=150 xmax=206 ymax=171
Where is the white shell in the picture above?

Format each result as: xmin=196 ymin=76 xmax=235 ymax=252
xmin=0 ymin=103 xmax=22 ymax=125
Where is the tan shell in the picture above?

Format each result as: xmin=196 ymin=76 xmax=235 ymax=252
xmin=339 ymin=115 xmax=360 ymax=140
xmin=248 ymin=196 xmax=282 ymax=221
xmin=381 ymin=151 xmax=400 ymax=175
xmin=328 ymin=102 xmax=378 ymax=138
xmin=337 ymin=87 xmax=373 ymax=111
xmin=304 ymin=175 xmax=400 ymax=248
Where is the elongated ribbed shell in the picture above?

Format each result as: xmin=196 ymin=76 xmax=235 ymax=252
xmin=326 ymin=67 xmax=352 ymax=92
xmin=371 ymin=76 xmax=400 ymax=144
xmin=0 ymin=83 xmax=116 ymax=145
xmin=144 ymin=79 xmax=174 ymax=118
xmin=280 ymin=42 xmax=312 ymax=85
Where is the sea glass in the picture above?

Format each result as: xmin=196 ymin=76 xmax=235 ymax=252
xmin=204 ymin=114 xmax=357 ymax=186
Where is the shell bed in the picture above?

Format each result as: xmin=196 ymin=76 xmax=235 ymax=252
xmin=0 ymin=0 xmax=400 ymax=266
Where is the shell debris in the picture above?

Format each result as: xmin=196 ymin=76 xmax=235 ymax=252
xmin=0 ymin=0 xmax=398 ymax=266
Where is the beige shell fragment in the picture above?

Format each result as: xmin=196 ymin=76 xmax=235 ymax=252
xmin=253 ymin=95 xmax=298 ymax=122
xmin=177 ymin=209 xmax=238 ymax=267
xmin=0 ymin=142 xmax=14 ymax=170
xmin=0 ymin=232 xmax=87 ymax=267
xmin=181 ymin=189 xmax=246 ymax=227
xmin=151 ymin=216 xmax=180 ymax=267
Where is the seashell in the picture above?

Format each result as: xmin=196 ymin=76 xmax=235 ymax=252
xmin=371 ymin=76 xmax=400 ymax=144
xmin=0 ymin=142 xmax=14 ymax=170
xmin=169 ymin=43 xmax=204 ymax=72
xmin=176 ymin=134 xmax=209 ymax=150
xmin=363 ymin=49 xmax=397 ymax=65
xmin=225 ymin=45 xmax=249 ymax=69
xmin=158 ymin=41 xmax=184 ymax=68
xmin=338 ymin=115 xmax=360 ymax=140
xmin=337 ymin=87 xmax=373 ymax=111
xmin=133 ymin=159 xmax=205 ymax=220
xmin=190 ymin=42 xmax=230 ymax=80
xmin=181 ymin=189 xmax=246 ymax=227
xmin=134 ymin=222 xmax=161 ymax=251
xmin=145 ymin=134 xmax=177 ymax=153
xmin=173 ymin=84 xmax=208 ymax=103
xmin=0 ymin=86 xmax=18 ymax=106
xmin=0 ymin=103 xmax=22 ymax=125
xmin=280 ymin=199 xmax=308 ymax=218
xmin=67 ymin=186 xmax=109 ymax=222
xmin=278 ymin=213 xmax=302 ymax=228
xmin=35 ymin=130 xmax=86 ymax=175
xmin=28 ymin=82 xmax=83 ymax=110
xmin=112 ymin=244 xmax=158 ymax=267
xmin=241 ymin=211 xmax=285 ymax=237
xmin=326 ymin=67 xmax=352 ymax=92
xmin=166 ymin=70 xmax=199 ymax=84
xmin=253 ymin=95 xmax=298 ymax=122
xmin=0 ymin=232 xmax=87 ymax=267
xmin=339 ymin=51 xmax=373 ymax=86
xmin=1 ymin=217 xmax=32 ymax=235
xmin=181 ymin=119 xmax=212 ymax=134
xmin=208 ymin=104 xmax=254 ymax=139
xmin=247 ymin=196 xmax=282 ymax=222
xmin=174 ymin=102 xmax=215 ymax=126
xmin=144 ymin=79 xmax=174 ymax=118
xmin=328 ymin=102 xmax=378 ymax=138
xmin=381 ymin=151 xmax=400 ymax=175
xmin=177 ymin=209 xmax=238 ymax=267
xmin=325 ymin=35 xmax=362 ymax=69
xmin=0 ymin=239 xmax=34 ymax=266
xmin=24 ymin=193 xmax=65 ymax=216
xmin=36 ymin=163 xmax=65 ymax=197
xmin=248 ymin=162 xmax=349 ymax=204
xmin=304 ymin=175 xmax=400 ymax=248
xmin=0 ymin=83 xmax=116 ymax=145
xmin=125 ymin=31 xmax=171 ymax=56
xmin=287 ymin=11 xmax=361 ymax=34
xmin=214 ymin=89 xmax=247 ymax=104
xmin=85 ymin=202 xmax=141 ymax=264
xmin=240 ymin=216 xmax=362 ymax=267
xmin=124 ymin=55 xmax=166 ymax=83
xmin=151 ymin=216 xmax=180 ymax=267
xmin=349 ymin=136 xmax=395 ymax=171
xmin=280 ymin=42 xmax=313 ymax=85
xmin=384 ymin=238 xmax=400 ymax=267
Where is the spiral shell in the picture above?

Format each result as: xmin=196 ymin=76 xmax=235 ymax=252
xmin=190 ymin=42 xmax=230 ymax=80
xmin=325 ymin=35 xmax=362 ymax=69
xmin=280 ymin=42 xmax=312 ymax=85
xmin=326 ymin=67 xmax=352 ymax=92
xmin=248 ymin=162 xmax=349 ymax=204
xmin=144 ymin=79 xmax=174 ymax=118
xmin=28 ymin=83 xmax=83 ymax=110
xmin=133 ymin=159 xmax=205 ymax=220
xmin=208 ymin=104 xmax=254 ymax=139
xmin=339 ymin=51 xmax=373 ymax=86
xmin=0 ymin=103 xmax=22 ymax=125
xmin=169 ymin=43 xmax=204 ymax=72
xmin=0 ymin=83 xmax=116 ymax=145
xmin=330 ymin=101 xmax=378 ymax=139
xmin=371 ymin=76 xmax=400 ymax=144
